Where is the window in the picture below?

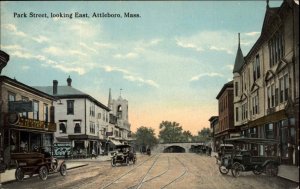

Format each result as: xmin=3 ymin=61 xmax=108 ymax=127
xmin=59 ymin=121 xmax=67 ymax=134
xmin=21 ymin=96 xmax=29 ymax=118
xmin=265 ymin=123 xmax=274 ymax=139
xmin=253 ymin=55 xmax=260 ymax=81
xmin=242 ymin=103 xmax=248 ymax=120
xmin=90 ymin=102 xmax=95 ymax=117
xmin=67 ymin=100 xmax=74 ymax=115
xmin=33 ymin=101 xmax=39 ymax=120
xmin=284 ymin=75 xmax=289 ymax=101
xmin=267 ymin=86 xmax=271 ymax=108
xmin=90 ymin=122 xmax=95 ymax=134
xmin=235 ymin=107 xmax=239 ymax=122
xmin=279 ymin=78 xmax=284 ymax=103
xmin=269 ymin=31 xmax=284 ymax=67
xmin=271 ymin=84 xmax=275 ymax=107
xmin=44 ymin=104 xmax=48 ymax=123
xmin=98 ymin=113 xmax=101 ymax=119
xmin=252 ymin=95 xmax=259 ymax=115
xmin=235 ymin=82 xmax=238 ymax=97
xmin=74 ymin=122 xmax=81 ymax=133
xmin=8 ymin=92 xmax=16 ymax=112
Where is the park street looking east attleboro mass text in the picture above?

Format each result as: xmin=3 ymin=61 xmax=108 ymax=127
xmin=13 ymin=11 xmax=141 ymax=19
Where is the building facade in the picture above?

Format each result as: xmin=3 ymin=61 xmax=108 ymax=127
xmin=215 ymin=81 xmax=239 ymax=150
xmin=35 ymin=77 xmax=110 ymax=158
xmin=0 ymin=76 xmax=56 ymax=167
xmin=209 ymin=116 xmax=219 ymax=152
xmin=233 ymin=0 xmax=299 ymax=165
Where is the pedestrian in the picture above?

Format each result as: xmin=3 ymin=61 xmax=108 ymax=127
xmin=91 ymin=149 xmax=96 ymax=159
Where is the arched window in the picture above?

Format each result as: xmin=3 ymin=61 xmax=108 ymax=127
xmin=74 ymin=123 xmax=81 ymax=133
xmin=59 ymin=122 xmax=66 ymax=133
xmin=117 ymin=105 xmax=122 ymax=118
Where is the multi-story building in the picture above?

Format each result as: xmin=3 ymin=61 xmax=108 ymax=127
xmin=233 ymin=0 xmax=299 ymax=165
xmin=34 ymin=77 xmax=110 ymax=158
xmin=215 ymin=81 xmax=239 ymax=148
xmin=208 ymin=116 xmax=219 ymax=152
xmin=0 ymin=75 xmax=56 ymax=167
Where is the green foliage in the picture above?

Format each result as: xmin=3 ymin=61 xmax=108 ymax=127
xmin=158 ymin=121 xmax=184 ymax=143
xmin=135 ymin=126 xmax=158 ymax=149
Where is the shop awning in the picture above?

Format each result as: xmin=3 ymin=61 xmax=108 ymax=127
xmin=109 ymin=139 xmax=123 ymax=146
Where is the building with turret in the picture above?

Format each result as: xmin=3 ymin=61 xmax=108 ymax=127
xmin=232 ymin=0 xmax=299 ymax=165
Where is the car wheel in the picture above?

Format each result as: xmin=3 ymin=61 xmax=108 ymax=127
xmin=253 ymin=165 xmax=263 ymax=175
xmin=15 ymin=167 xmax=24 ymax=181
xmin=126 ymin=157 xmax=129 ymax=166
xmin=39 ymin=165 xmax=48 ymax=180
xmin=265 ymin=163 xmax=278 ymax=176
xmin=60 ymin=163 xmax=67 ymax=176
xmin=231 ymin=162 xmax=243 ymax=177
xmin=219 ymin=165 xmax=229 ymax=175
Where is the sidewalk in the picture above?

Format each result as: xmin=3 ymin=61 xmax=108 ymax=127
xmin=0 ymin=155 xmax=111 ymax=185
xmin=278 ymin=165 xmax=299 ymax=183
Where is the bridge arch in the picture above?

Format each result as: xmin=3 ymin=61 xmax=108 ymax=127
xmin=163 ymin=145 xmax=185 ymax=153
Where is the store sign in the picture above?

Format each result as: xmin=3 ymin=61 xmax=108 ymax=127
xmin=8 ymin=116 xmax=56 ymax=132
xmin=53 ymin=143 xmax=71 ymax=158
xmin=8 ymin=101 xmax=33 ymax=112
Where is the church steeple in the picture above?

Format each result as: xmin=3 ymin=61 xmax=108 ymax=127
xmin=233 ymin=33 xmax=245 ymax=73
xmin=108 ymin=88 xmax=112 ymax=110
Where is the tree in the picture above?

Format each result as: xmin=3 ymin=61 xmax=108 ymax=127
xmin=182 ymin=130 xmax=193 ymax=142
xmin=135 ymin=126 xmax=158 ymax=150
xmin=193 ymin=127 xmax=212 ymax=142
xmin=158 ymin=121 xmax=183 ymax=143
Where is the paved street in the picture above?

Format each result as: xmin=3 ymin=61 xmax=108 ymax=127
xmin=1 ymin=153 xmax=298 ymax=189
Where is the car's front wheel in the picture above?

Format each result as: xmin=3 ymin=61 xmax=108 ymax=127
xmin=39 ymin=165 xmax=48 ymax=180
xmin=219 ymin=165 xmax=229 ymax=175
xmin=231 ymin=162 xmax=243 ymax=177
xmin=111 ymin=158 xmax=116 ymax=167
xmin=15 ymin=167 xmax=24 ymax=181
xmin=60 ymin=163 xmax=67 ymax=176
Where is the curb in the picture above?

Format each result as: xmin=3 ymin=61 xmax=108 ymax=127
xmin=0 ymin=163 xmax=89 ymax=185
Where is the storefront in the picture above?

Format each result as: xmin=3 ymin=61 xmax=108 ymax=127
xmin=68 ymin=134 xmax=100 ymax=158
xmin=3 ymin=114 xmax=56 ymax=167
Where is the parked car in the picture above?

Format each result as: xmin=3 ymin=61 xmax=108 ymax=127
xmin=11 ymin=147 xmax=66 ymax=181
xmin=218 ymin=137 xmax=280 ymax=177
xmin=111 ymin=144 xmax=136 ymax=167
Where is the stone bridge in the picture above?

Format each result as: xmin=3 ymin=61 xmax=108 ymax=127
xmin=152 ymin=142 xmax=207 ymax=153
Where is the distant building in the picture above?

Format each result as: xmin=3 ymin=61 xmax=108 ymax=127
xmin=232 ymin=0 xmax=299 ymax=165
xmin=108 ymin=89 xmax=132 ymax=145
xmin=215 ymin=81 xmax=239 ymax=148
xmin=208 ymin=116 xmax=219 ymax=152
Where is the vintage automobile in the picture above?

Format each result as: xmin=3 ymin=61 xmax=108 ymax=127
xmin=218 ymin=137 xmax=280 ymax=177
xmin=11 ymin=149 xmax=67 ymax=181
xmin=111 ymin=144 xmax=136 ymax=167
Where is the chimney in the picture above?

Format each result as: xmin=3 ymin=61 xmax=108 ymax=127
xmin=67 ymin=75 xmax=72 ymax=86
xmin=53 ymin=80 xmax=58 ymax=95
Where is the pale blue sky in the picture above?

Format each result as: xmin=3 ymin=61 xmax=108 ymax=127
xmin=0 ymin=1 xmax=282 ymax=135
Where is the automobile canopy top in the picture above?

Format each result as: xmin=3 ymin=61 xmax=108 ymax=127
xmin=224 ymin=137 xmax=279 ymax=145
xmin=115 ymin=144 xmax=132 ymax=149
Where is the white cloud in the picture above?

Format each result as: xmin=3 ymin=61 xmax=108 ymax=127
xmin=190 ymin=72 xmax=224 ymax=81
xmin=80 ymin=42 xmax=97 ymax=53
xmin=32 ymin=35 xmax=49 ymax=43
xmin=43 ymin=46 xmax=65 ymax=56
xmin=69 ymin=50 xmax=87 ymax=57
xmin=93 ymin=42 xmax=115 ymax=49
xmin=209 ymin=46 xmax=232 ymax=54
xmin=123 ymin=75 xmax=159 ymax=88
xmin=114 ymin=52 xmax=138 ymax=59
xmin=0 ymin=44 xmax=23 ymax=51
xmin=245 ymin=32 xmax=260 ymax=36
xmin=2 ymin=24 xmax=27 ymax=37
xmin=175 ymin=39 xmax=204 ymax=52
xmin=225 ymin=64 xmax=234 ymax=71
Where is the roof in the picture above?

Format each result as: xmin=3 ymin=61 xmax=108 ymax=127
xmin=33 ymin=85 xmax=110 ymax=111
xmin=216 ymin=80 xmax=233 ymax=99
xmin=232 ymin=44 xmax=245 ymax=73
xmin=0 ymin=76 xmax=55 ymax=100
xmin=208 ymin=116 xmax=218 ymax=122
